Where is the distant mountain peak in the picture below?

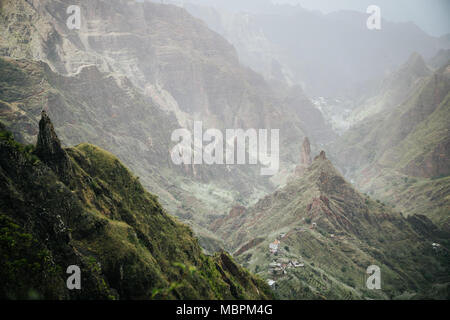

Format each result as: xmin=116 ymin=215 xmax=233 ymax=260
xmin=402 ymin=52 xmax=431 ymax=77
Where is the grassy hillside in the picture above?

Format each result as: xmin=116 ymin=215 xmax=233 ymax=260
xmin=0 ymin=116 xmax=273 ymax=299
xmin=0 ymin=56 xmax=273 ymax=252
xmin=330 ymin=63 xmax=450 ymax=227
xmin=213 ymin=153 xmax=450 ymax=299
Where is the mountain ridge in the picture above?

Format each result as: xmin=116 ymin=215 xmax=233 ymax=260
xmin=0 ymin=112 xmax=273 ymax=299
xmin=330 ymin=59 xmax=450 ymax=228
xmin=212 ymin=149 xmax=450 ymax=299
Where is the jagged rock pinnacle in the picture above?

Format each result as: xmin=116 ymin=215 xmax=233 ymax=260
xmin=295 ymin=137 xmax=312 ymax=176
xmin=300 ymin=137 xmax=312 ymax=166
xmin=35 ymin=110 xmax=72 ymax=181
xmin=314 ymin=150 xmax=327 ymax=161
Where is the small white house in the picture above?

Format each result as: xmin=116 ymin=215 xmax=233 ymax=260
xmin=269 ymin=240 xmax=280 ymax=253
xmin=269 ymin=262 xmax=281 ymax=268
xmin=267 ymin=279 xmax=276 ymax=287
xmin=293 ymin=261 xmax=305 ymax=268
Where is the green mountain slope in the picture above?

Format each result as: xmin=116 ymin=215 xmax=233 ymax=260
xmin=0 ymin=114 xmax=273 ymax=300
xmin=0 ymin=56 xmax=270 ymax=252
xmin=213 ymin=152 xmax=450 ymax=299
xmin=330 ymin=61 xmax=450 ymax=228
xmin=347 ymin=52 xmax=431 ymax=125
xmin=0 ymin=0 xmax=335 ymax=252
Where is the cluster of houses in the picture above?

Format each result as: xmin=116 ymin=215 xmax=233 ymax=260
xmin=266 ymin=232 xmax=307 ymax=287
xmin=268 ymin=232 xmax=289 ymax=254
xmin=269 ymin=258 xmax=305 ymax=276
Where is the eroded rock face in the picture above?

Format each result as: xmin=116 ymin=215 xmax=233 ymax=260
xmin=0 ymin=0 xmax=334 ymax=230
xmin=0 ymin=118 xmax=274 ymax=300
xmin=300 ymin=137 xmax=312 ymax=166
xmin=403 ymin=138 xmax=450 ymax=178
xmin=294 ymin=137 xmax=312 ymax=176
xmin=35 ymin=110 xmax=72 ymax=182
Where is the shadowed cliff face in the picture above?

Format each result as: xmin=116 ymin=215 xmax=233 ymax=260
xmin=0 ymin=114 xmax=274 ymax=300
xmin=0 ymin=0 xmax=333 ymax=142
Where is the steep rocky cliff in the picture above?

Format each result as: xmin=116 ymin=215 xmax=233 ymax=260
xmin=0 ymin=0 xmax=334 ymax=239
xmin=0 ymin=0 xmax=333 ymax=144
xmin=0 ymin=114 xmax=273 ymax=299
xmin=0 ymin=56 xmax=270 ymax=252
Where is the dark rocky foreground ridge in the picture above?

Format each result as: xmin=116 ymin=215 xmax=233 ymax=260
xmin=0 ymin=113 xmax=273 ymax=299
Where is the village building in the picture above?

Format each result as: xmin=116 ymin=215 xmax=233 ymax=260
xmin=267 ymin=279 xmax=276 ymax=287
xmin=269 ymin=239 xmax=280 ymax=254
xmin=269 ymin=261 xmax=281 ymax=269
xmin=292 ymin=261 xmax=305 ymax=268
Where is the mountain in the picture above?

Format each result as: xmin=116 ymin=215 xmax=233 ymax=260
xmin=0 ymin=0 xmax=334 ymax=240
xmin=0 ymin=0 xmax=332 ymax=142
xmin=176 ymin=0 xmax=450 ymax=98
xmin=347 ymin=52 xmax=432 ymax=125
xmin=2 ymin=0 xmax=449 ymax=301
xmin=330 ymin=59 xmax=450 ymax=228
xmin=429 ymin=49 xmax=450 ymax=70
xmin=0 ymin=112 xmax=273 ymax=299
xmin=212 ymin=149 xmax=450 ymax=299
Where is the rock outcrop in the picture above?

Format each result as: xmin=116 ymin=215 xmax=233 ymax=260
xmin=294 ymin=137 xmax=312 ymax=176
xmin=35 ymin=111 xmax=72 ymax=182
xmin=314 ymin=150 xmax=327 ymax=161
xmin=0 ymin=119 xmax=274 ymax=300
